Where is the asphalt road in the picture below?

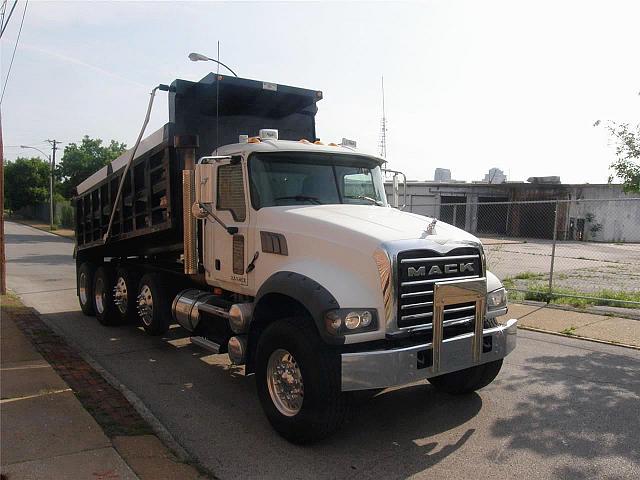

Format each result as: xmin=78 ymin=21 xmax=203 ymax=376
xmin=5 ymin=221 xmax=640 ymax=479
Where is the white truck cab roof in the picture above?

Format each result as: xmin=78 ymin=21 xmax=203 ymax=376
xmin=214 ymin=139 xmax=386 ymax=165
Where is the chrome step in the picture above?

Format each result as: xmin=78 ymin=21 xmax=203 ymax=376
xmin=190 ymin=336 xmax=221 ymax=353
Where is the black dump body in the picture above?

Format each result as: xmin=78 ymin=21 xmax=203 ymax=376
xmin=74 ymin=74 xmax=321 ymax=259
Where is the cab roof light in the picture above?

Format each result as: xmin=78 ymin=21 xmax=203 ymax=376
xmin=299 ymin=139 xmax=311 ymax=144
xmin=248 ymin=136 xmax=261 ymax=143
xmin=314 ymin=140 xmax=324 ymax=145
xmin=259 ymin=129 xmax=278 ymax=140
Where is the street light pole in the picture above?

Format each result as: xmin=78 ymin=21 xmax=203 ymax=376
xmin=188 ymin=51 xmax=238 ymax=77
xmin=20 ymin=144 xmax=55 ymax=230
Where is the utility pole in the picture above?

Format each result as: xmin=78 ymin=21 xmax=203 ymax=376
xmin=0 ymin=110 xmax=5 ymax=294
xmin=46 ymin=139 xmax=59 ymax=230
xmin=378 ymin=76 xmax=387 ymax=159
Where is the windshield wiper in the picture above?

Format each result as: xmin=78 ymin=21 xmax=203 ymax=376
xmin=274 ymin=195 xmax=323 ymax=205
xmin=345 ymin=195 xmax=383 ymax=206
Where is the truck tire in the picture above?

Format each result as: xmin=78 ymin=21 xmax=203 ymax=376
xmin=77 ymin=262 xmax=96 ymax=316
xmin=113 ymin=266 xmax=140 ymax=323
xmin=255 ymin=317 xmax=348 ymax=444
xmin=93 ymin=265 xmax=121 ymax=326
xmin=136 ymin=273 xmax=171 ymax=336
xmin=427 ymin=316 xmax=503 ymax=394
xmin=428 ymin=359 xmax=503 ymax=394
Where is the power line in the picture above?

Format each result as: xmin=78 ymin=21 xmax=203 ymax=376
xmin=0 ymin=0 xmax=28 ymax=106
xmin=1 ymin=1 xmax=7 ymax=32
xmin=0 ymin=0 xmax=17 ymax=38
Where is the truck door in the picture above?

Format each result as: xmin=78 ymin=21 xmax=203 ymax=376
xmin=208 ymin=159 xmax=251 ymax=291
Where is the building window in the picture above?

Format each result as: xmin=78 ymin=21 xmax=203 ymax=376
xmin=217 ymin=163 xmax=246 ymax=222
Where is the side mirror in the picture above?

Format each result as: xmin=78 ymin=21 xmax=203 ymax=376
xmin=382 ymin=168 xmax=407 ymax=209
xmin=194 ymin=164 xmax=215 ymax=204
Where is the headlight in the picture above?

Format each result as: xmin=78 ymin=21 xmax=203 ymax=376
xmin=487 ymin=288 xmax=508 ymax=310
xmin=324 ymin=309 xmax=378 ymax=335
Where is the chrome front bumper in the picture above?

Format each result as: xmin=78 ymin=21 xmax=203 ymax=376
xmin=341 ymin=318 xmax=517 ymax=391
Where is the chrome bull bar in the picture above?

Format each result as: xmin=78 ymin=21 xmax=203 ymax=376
xmin=341 ymin=277 xmax=517 ymax=391
xmin=432 ymin=278 xmax=486 ymax=374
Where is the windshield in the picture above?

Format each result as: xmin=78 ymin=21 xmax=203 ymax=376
xmin=248 ymin=152 xmax=387 ymax=208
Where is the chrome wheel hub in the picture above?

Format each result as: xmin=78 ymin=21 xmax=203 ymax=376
xmin=94 ymin=277 xmax=105 ymax=314
xmin=267 ymin=349 xmax=304 ymax=417
xmin=137 ymin=285 xmax=153 ymax=326
xmin=113 ymin=276 xmax=128 ymax=315
xmin=79 ymin=272 xmax=88 ymax=305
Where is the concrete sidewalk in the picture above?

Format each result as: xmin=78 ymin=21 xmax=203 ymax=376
xmin=1 ymin=299 xmax=138 ymax=479
xmin=499 ymin=302 xmax=640 ymax=348
xmin=1 ymin=295 xmax=208 ymax=480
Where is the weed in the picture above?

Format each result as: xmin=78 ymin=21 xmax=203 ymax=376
xmin=506 ymin=284 xmax=640 ymax=309
xmin=560 ymin=326 xmax=577 ymax=335
xmin=513 ymin=271 xmax=544 ymax=280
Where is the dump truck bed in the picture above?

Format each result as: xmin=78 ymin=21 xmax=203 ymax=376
xmin=74 ymin=74 xmax=321 ymax=257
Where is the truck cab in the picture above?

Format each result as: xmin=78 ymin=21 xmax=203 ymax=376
xmin=73 ymin=74 xmax=517 ymax=444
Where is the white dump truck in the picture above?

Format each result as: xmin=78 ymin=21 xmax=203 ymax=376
xmin=73 ymin=74 xmax=517 ymax=443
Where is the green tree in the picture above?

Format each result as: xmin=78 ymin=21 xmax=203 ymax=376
xmin=596 ymin=120 xmax=640 ymax=193
xmin=57 ymin=136 xmax=126 ymax=198
xmin=4 ymin=157 xmax=51 ymax=211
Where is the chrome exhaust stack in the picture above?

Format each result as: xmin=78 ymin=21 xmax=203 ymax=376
xmin=182 ymin=170 xmax=197 ymax=275
xmin=176 ymin=135 xmax=199 ymax=275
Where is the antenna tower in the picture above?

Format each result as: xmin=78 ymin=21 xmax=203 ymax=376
xmin=378 ymin=76 xmax=387 ymax=159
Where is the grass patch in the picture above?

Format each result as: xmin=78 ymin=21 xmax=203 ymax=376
xmin=506 ymin=284 xmax=640 ymax=309
xmin=512 ymin=271 xmax=544 ymax=280
xmin=560 ymin=326 xmax=577 ymax=336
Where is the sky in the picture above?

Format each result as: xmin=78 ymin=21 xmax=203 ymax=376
xmin=1 ymin=0 xmax=639 ymax=184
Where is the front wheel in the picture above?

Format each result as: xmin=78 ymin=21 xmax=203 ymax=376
xmin=255 ymin=318 xmax=348 ymax=444
xmin=427 ymin=359 xmax=504 ymax=395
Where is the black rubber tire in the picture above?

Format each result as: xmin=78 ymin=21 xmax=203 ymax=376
xmin=255 ymin=317 xmax=349 ymax=444
xmin=93 ymin=265 xmax=121 ymax=326
xmin=136 ymin=273 xmax=171 ymax=336
xmin=77 ymin=262 xmax=96 ymax=316
xmin=113 ymin=266 xmax=140 ymax=324
xmin=428 ymin=359 xmax=503 ymax=395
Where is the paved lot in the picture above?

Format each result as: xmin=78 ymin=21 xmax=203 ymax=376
xmin=483 ymin=238 xmax=640 ymax=293
xmin=5 ymin=221 xmax=640 ymax=479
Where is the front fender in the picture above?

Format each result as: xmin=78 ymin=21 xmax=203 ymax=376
xmin=254 ymin=271 xmax=343 ymax=345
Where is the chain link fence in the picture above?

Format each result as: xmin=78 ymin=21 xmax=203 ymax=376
xmin=402 ymin=197 xmax=640 ymax=312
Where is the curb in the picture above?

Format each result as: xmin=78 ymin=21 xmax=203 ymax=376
xmin=29 ymin=308 xmax=204 ymax=465
xmin=9 ymin=219 xmax=75 ymax=241
xmin=517 ymin=324 xmax=640 ymax=351
xmin=10 ymin=297 xmax=215 ymax=479
xmin=513 ymin=300 xmax=640 ymax=322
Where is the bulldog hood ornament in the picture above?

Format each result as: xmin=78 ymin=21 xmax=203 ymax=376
xmin=423 ymin=218 xmax=438 ymax=236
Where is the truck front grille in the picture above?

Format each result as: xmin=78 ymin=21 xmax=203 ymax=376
xmin=397 ymin=247 xmax=482 ymax=329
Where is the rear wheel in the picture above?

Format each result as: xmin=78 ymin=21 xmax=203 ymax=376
xmin=255 ymin=318 xmax=348 ymax=444
xmin=93 ymin=265 xmax=121 ymax=326
xmin=77 ymin=262 xmax=96 ymax=316
xmin=113 ymin=266 xmax=140 ymax=323
xmin=136 ymin=273 xmax=171 ymax=336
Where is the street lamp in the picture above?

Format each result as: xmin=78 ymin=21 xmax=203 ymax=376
xmin=188 ymin=52 xmax=238 ymax=77
xmin=20 ymin=145 xmax=54 ymax=230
